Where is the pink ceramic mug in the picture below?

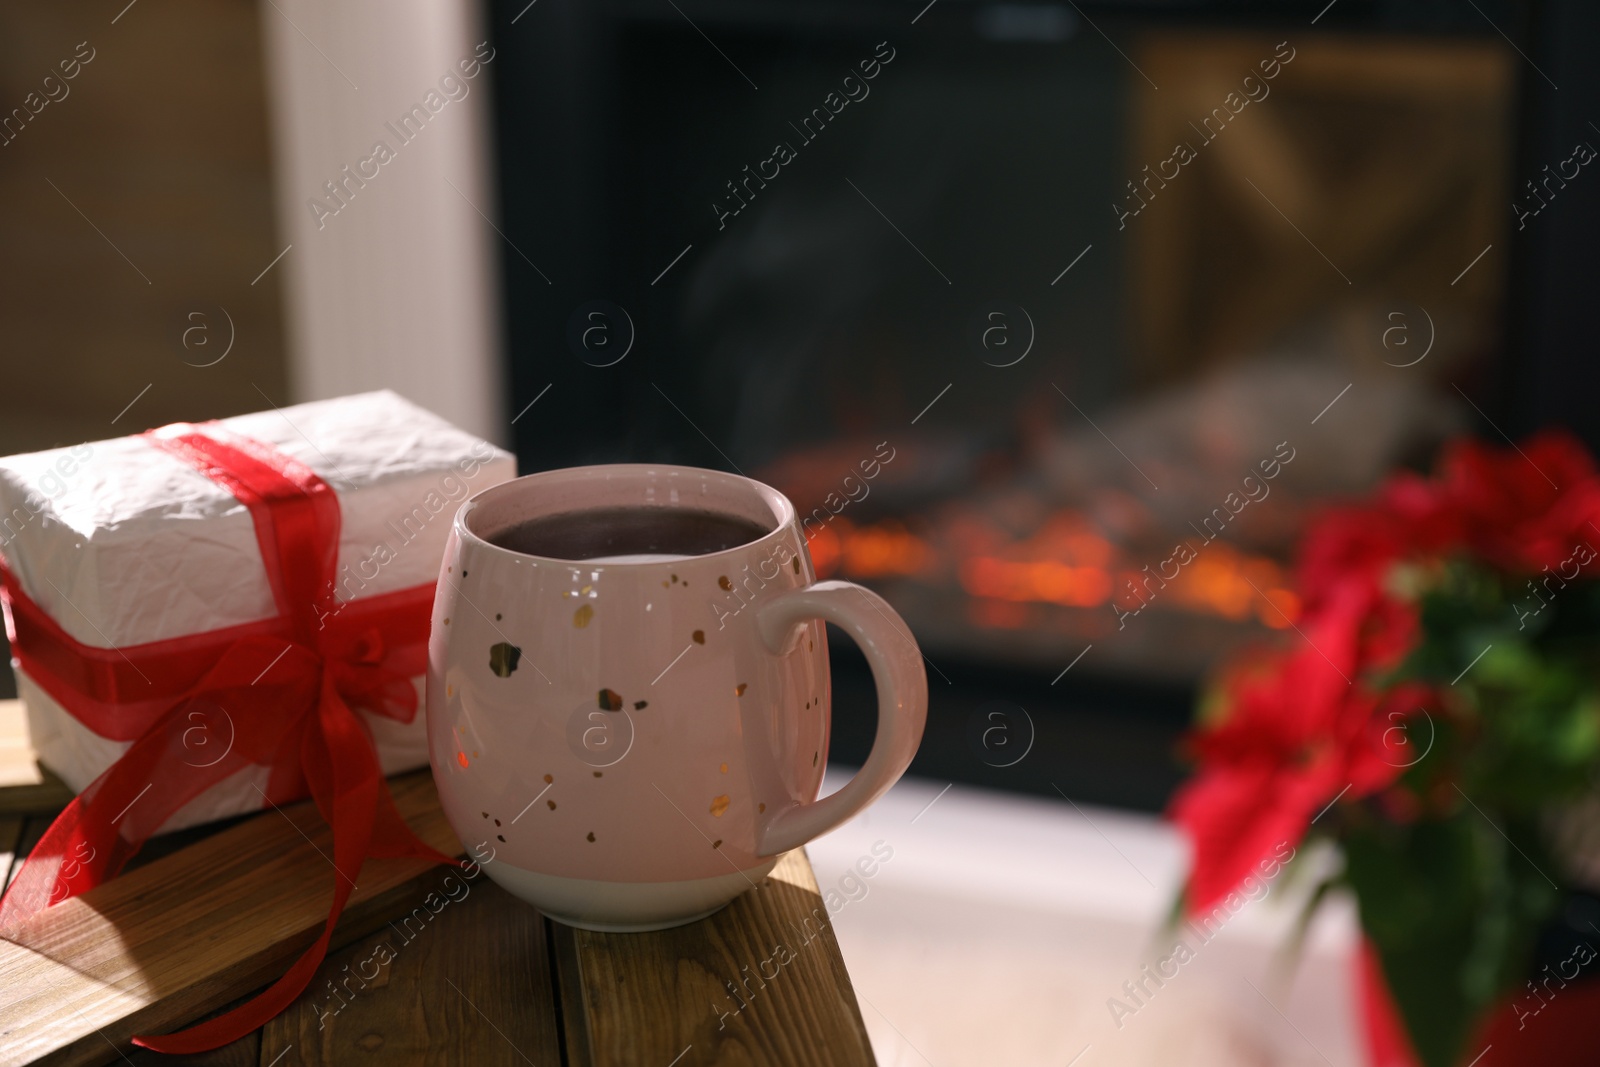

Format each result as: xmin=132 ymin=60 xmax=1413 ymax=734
xmin=426 ymin=464 xmax=928 ymax=930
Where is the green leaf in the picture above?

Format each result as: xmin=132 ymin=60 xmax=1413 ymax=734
xmin=1344 ymin=810 xmax=1559 ymax=1067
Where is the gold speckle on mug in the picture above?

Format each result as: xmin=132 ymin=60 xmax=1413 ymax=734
xmin=489 ymin=642 xmax=521 ymax=677
xmin=447 ymin=566 xmax=453 ymax=573
xmin=443 ymin=617 xmax=450 ymax=626
xmin=720 ymin=762 xmax=728 ymax=774
xmin=758 ymin=802 xmax=766 ymax=813
xmin=692 ymin=630 xmax=705 ymax=644
xmin=574 ymin=603 xmax=594 ymax=628
xmin=710 ymin=795 xmax=730 ymax=817
xmin=671 ymin=573 xmax=679 ymax=583
xmin=735 ymin=683 xmax=747 ymax=696
xmin=718 ymin=575 xmax=732 ymax=591
xmin=446 ymin=684 xmax=454 ymax=698
xmin=543 ymin=773 xmax=554 ymax=784
xmin=586 ymin=831 xmax=596 ymax=842
xmin=598 ymin=688 xmax=624 ymax=711
xmin=634 ymin=700 xmax=648 ymax=710
xmin=580 ymin=584 xmax=592 ymax=595
xmin=662 ymin=580 xmax=670 ymax=588
xmin=547 ymin=799 xmax=557 ymax=810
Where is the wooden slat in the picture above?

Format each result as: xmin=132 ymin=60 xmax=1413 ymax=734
xmin=0 ymin=701 xmax=74 ymax=815
xmin=550 ymin=916 xmax=596 ymax=1067
xmin=262 ymin=878 xmax=563 ymax=1067
xmin=0 ymin=696 xmax=875 ymax=1065
xmin=4 ymin=796 xmax=262 ymax=1067
xmin=557 ymin=850 xmax=875 ymax=1067
xmin=0 ymin=771 xmax=463 ymax=1067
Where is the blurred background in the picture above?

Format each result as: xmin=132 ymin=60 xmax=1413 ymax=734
xmin=2 ymin=0 xmax=1597 ymax=1061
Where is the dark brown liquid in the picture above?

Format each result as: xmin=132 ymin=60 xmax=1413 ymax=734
xmin=487 ymin=506 xmax=770 ymax=560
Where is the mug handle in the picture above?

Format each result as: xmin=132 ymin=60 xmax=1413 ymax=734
xmin=752 ymin=579 xmax=928 ymax=856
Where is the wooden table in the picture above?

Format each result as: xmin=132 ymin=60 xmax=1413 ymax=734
xmin=0 ymin=701 xmax=875 ymax=1066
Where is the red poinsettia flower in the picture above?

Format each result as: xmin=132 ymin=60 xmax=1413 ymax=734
xmin=1296 ymin=502 xmax=1422 ymax=670
xmin=1435 ymin=430 xmax=1600 ymax=573
xmin=1173 ymin=430 xmax=1598 ymax=919
xmin=1296 ymin=501 xmax=1409 ymax=611
xmin=1170 ymin=582 xmax=1412 ymax=913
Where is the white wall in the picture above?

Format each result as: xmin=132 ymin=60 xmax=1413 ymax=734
xmin=259 ymin=0 xmax=506 ymax=444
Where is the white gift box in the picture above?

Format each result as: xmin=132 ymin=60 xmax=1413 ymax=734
xmin=0 ymin=390 xmax=515 ymax=832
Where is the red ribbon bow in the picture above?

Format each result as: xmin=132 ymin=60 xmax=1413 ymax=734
xmin=0 ymin=423 xmax=455 ymax=1053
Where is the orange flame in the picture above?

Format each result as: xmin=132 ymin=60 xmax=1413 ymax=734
xmin=807 ymin=509 xmax=1298 ymax=628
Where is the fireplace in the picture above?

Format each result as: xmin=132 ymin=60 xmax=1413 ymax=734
xmin=487 ymin=0 xmax=1587 ymax=809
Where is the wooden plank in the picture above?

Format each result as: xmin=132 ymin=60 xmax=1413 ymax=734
xmin=0 ymin=710 xmax=268 ymax=1067
xmin=0 ymin=700 xmax=74 ymax=815
xmin=1 ymin=695 xmax=876 ymax=1065
xmin=549 ymin=917 xmax=596 ymax=1067
xmin=0 ymin=771 xmax=463 ymax=1067
xmin=558 ymin=850 xmax=875 ymax=1067
xmin=262 ymin=877 xmax=563 ymax=1067
xmin=9 ymin=814 xmax=262 ymax=1067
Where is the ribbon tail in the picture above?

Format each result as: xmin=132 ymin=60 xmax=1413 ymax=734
xmin=0 ymin=665 xmax=307 ymax=928
xmin=367 ymin=774 xmax=460 ymax=869
xmin=331 ymin=663 xmax=456 ymax=869
xmin=132 ymin=677 xmax=444 ymax=1053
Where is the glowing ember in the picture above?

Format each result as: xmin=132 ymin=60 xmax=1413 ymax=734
xmin=806 ymin=510 xmax=1299 ymax=629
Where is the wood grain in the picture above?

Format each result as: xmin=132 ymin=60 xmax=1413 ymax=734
xmin=263 ymin=877 xmax=562 ymax=1067
xmin=0 ymin=698 xmax=873 ymax=1066
xmin=0 ymin=772 xmax=463 ymax=1067
xmin=556 ymin=850 xmax=875 ymax=1067
xmin=550 ymin=915 xmax=596 ymax=1067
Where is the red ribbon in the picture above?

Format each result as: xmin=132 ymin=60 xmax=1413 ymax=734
xmin=0 ymin=422 xmax=456 ymax=1054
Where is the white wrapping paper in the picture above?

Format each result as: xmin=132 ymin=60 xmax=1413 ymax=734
xmin=0 ymin=390 xmax=515 ymax=831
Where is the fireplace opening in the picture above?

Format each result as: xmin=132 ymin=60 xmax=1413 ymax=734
xmin=490 ymin=1 xmax=1538 ymax=810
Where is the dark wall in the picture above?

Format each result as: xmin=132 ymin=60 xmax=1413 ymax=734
xmin=1507 ymin=0 xmax=1600 ymax=452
